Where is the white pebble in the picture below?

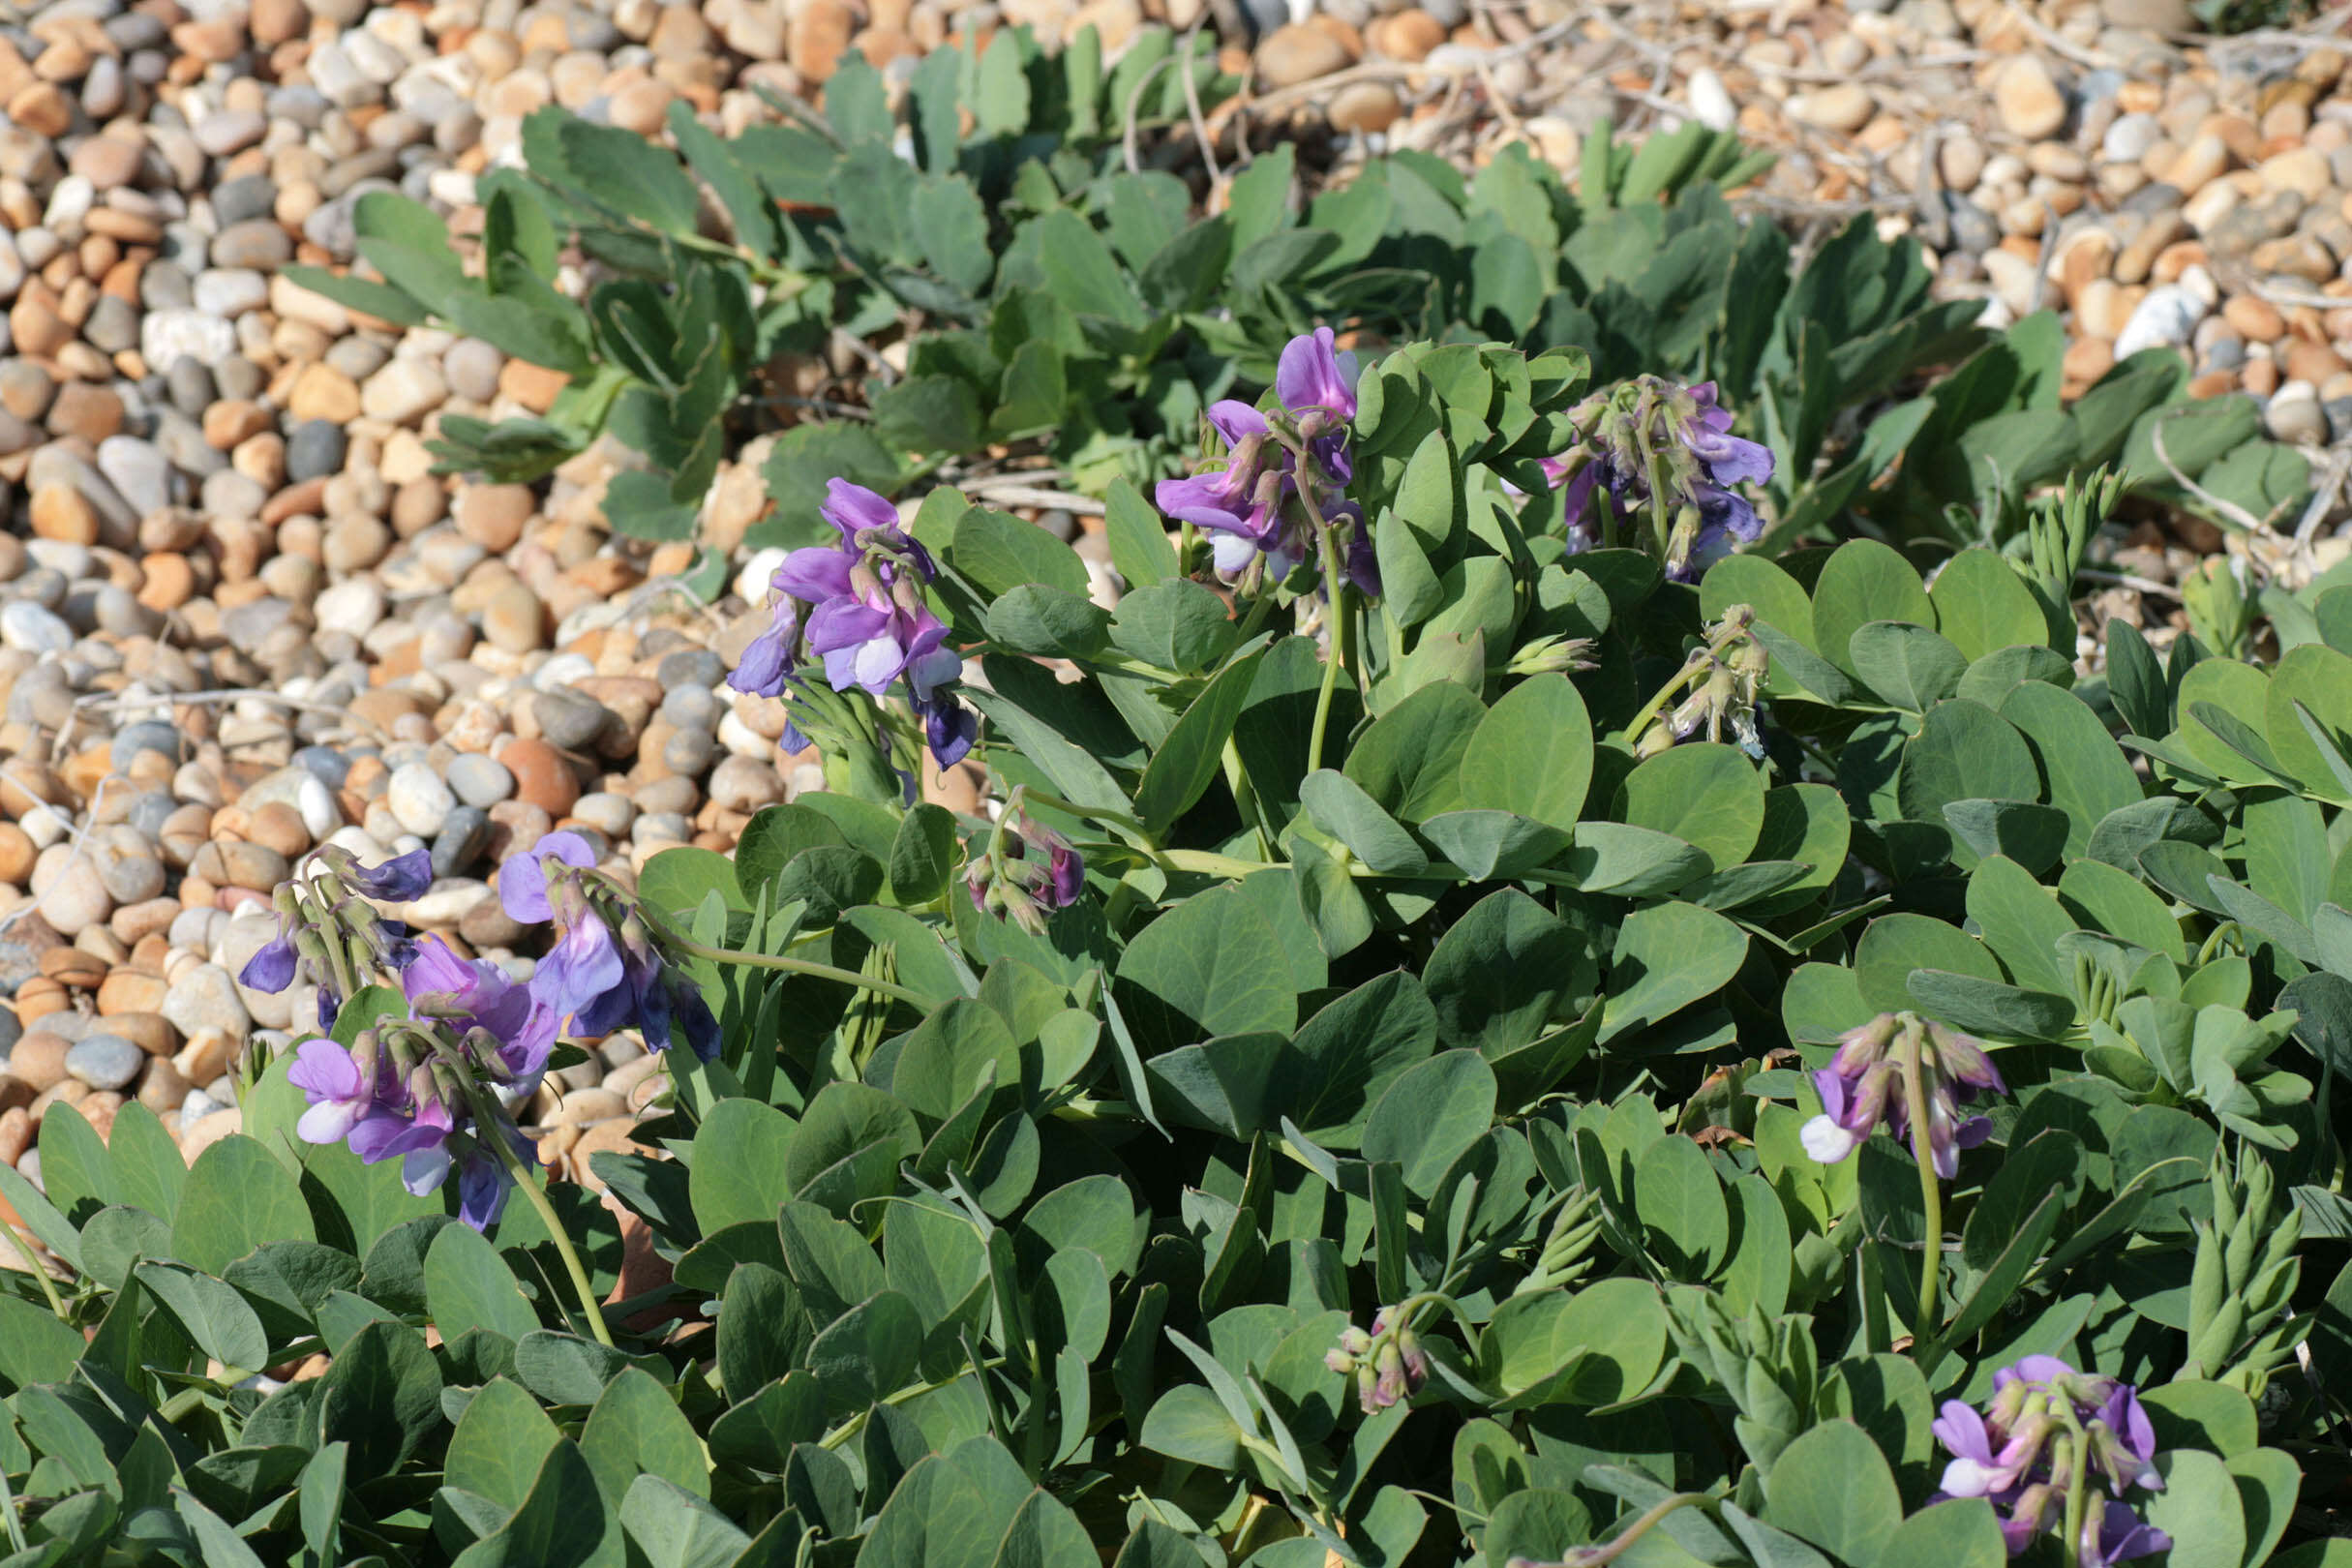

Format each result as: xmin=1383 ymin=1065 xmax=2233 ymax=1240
xmin=2114 ymin=284 xmax=2207 ymax=359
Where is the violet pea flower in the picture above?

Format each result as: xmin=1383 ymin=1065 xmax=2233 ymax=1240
xmin=346 ymin=847 xmax=434 ymax=903
xmin=241 ymin=929 xmax=299 ymax=994
xmin=1276 ymin=326 xmax=1359 ymax=484
xmin=287 ymin=1039 xmax=384 ymax=1148
xmin=498 ymin=830 xmax=599 ymax=924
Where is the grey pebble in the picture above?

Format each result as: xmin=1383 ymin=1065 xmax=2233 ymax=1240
xmin=292 ymin=745 xmax=352 ymax=789
xmin=657 ymin=648 xmax=725 ymax=688
xmin=66 ymin=1035 xmax=144 ymax=1093
xmin=211 ymin=173 xmax=278 ymax=227
xmin=110 ymin=720 xmax=181 ymax=771
xmin=662 ymin=727 xmax=717 ymax=775
xmin=533 ymin=687 xmax=613 ymax=751
xmin=286 ymin=421 xmax=348 ymax=482
xmin=445 ymin=753 xmax=515 ymax=808
xmin=216 ymin=355 xmax=266 ymax=403
xmin=660 ymin=683 xmax=719 ymax=731
xmin=432 ymin=805 xmax=491 ymax=877
xmin=166 ymin=357 xmax=217 ymax=417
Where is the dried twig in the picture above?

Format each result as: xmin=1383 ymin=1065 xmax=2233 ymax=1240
xmin=957 ymin=484 xmax=1108 ymax=516
xmin=2002 ymin=1 xmax=2113 ymax=71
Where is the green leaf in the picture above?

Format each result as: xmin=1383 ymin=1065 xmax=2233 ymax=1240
xmin=1871 ymin=1499 xmax=2005 ymax=1568
xmin=1134 ymin=648 xmax=1267 ymax=832
xmin=1455 ymin=675 xmax=1593 ymax=831
xmin=451 ymin=1439 xmax=612 ymax=1568
xmin=1619 ymin=741 xmax=1765 ymax=875
xmin=1762 ymin=1420 xmax=1903 ymax=1564
xmin=1603 ymin=903 xmax=1749 ymax=1044
xmin=909 ymin=174 xmax=992 ymax=294
xmin=426 ymin=1220 xmax=542 ymax=1344
xmin=1362 ymin=1050 xmax=1499 ymax=1198
xmin=446 ymin=1378 xmax=562 ymax=1512
xmin=1423 ymin=889 xmax=1591 ymax=1055
xmin=583 ymin=1366 xmax=709 ymax=1502
xmin=950 ymin=505 xmax=1090 ymax=599
xmin=1929 ymin=549 xmax=2049 ymax=661
xmin=1115 ymin=883 xmax=1299 ymax=1053
xmin=1111 ymin=580 xmax=1238 ymax=674
xmin=174 ymin=1135 xmax=315 ymax=1274
xmin=1849 ymin=620 xmax=1969 ymax=712
xmin=1104 ymin=479 xmax=1178 ymax=589
xmin=871 ymin=377 xmax=983 ymax=456
xmin=1634 ymin=1132 xmax=1729 ymax=1280
xmin=135 ymin=1261 xmax=269 ymax=1373
xmin=1345 ymin=679 xmax=1487 ymax=823
xmin=106 ymin=1101 xmax=185 ymax=1224
xmin=1300 ymin=769 xmax=1427 ymax=875
xmin=319 ymin=1320 xmax=444 ymax=1479
xmin=2141 ymin=1450 xmax=2247 ymax=1568
xmin=1812 ymin=540 xmax=1934 ymax=682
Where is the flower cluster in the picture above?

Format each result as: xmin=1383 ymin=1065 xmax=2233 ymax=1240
xmin=964 ymin=810 xmax=1085 ymax=937
xmin=498 ymin=831 xmax=720 ymax=1063
xmin=1155 ymin=328 xmax=1376 ymax=595
xmin=729 ymin=478 xmax=977 ymax=771
xmin=1934 ymin=1357 xmax=2169 ymax=1566
xmin=1542 ymin=377 xmax=1774 ymax=580
xmin=1799 ymin=1011 xmax=2005 ymax=1179
xmin=1633 ymin=604 xmax=1771 ymax=760
xmin=267 ymin=834 xmax=718 ymax=1230
xmin=241 ymin=845 xmax=434 ymax=1031
xmin=1325 ymin=1305 xmax=1430 ymax=1414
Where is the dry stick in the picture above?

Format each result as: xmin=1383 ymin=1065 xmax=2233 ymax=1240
xmin=2003 ymin=0 xmax=2113 ymax=70
xmin=959 ymin=484 xmax=1109 ymax=516
xmin=1178 ymin=22 xmax=1223 ymax=188
xmin=1243 ymin=15 xmax=1579 ymax=118
xmin=1121 ymin=52 xmax=1177 ymax=177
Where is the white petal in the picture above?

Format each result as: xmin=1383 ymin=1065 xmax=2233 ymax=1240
xmin=1940 ymin=1457 xmax=1996 ymax=1497
xmin=1799 ymin=1114 xmax=1856 ymax=1164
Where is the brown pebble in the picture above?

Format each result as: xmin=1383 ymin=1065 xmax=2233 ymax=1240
xmin=9 ymin=1035 xmax=69 ymax=1093
xmin=501 ymin=738 xmax=580 ymax=818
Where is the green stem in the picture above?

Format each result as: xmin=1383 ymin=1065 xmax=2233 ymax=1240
xmin=1 ymin=1215 xmax=66 ymax=1322
xmin=820 ymin=1359 xmax=1006 ymax=1449
xmin=1619 ymin=652 xmax=1707 ymax=747
xmin=1305 ymin=522 xmax=1350 ymax=777
xmin=1900 ymin=1031 xmax=1944 ymax=1342
xmin=1567 ymin=1493 xmax=1713 ymax=1567
xmin=0 ymin=1457 xmax=23 ymax=1554
xmin=472 ymin=1089 xmax=614 ymax=1348
xmin=652 ymin=922 xmax=931 ymax=1010
xmin=2058 ymin=1426 xmax=2091 ymax=1568
xmin=1007 ymin=788 xmax=1156 ymax=842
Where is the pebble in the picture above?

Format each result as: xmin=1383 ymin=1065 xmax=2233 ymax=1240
xmin=65 ymin=1036 xmax=143 ymax=1092
xmin=387 ymin=763 xmax=456 ymax=837
xmin=447 ymin=754 xmax=516 ymax=809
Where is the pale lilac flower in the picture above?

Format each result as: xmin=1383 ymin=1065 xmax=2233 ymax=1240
xmin=498 ymin=830 xmax=599 ymax=923
xmin=1932 ymin=1358 xmax=2166 ymax=1565
xmin=1799 ymin=1013 xmax=2004 ymax=1179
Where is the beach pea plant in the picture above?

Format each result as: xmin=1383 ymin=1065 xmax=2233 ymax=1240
xmin=9 ymin=336 xmax=2352 ymax=1568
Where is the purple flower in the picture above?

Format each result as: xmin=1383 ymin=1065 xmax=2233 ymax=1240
xmin=2087 ymin=1499 xmax=2170 ymax=1568
xmin=1155 ymin=331 xmax=1369 ymax=587
xmin=1799 ymin=1013 xmax=2003 ymax=1179
xmin=241 ymin=929 xmax=299 ymax=993
xmin=726 ymin=479 xmax=976 ymax=770
xmin=287 ymin=1039 xmax=387 ymax=1148
xmin=1932 ymin=1358 xmax=2167 ymax=1564
xmin=1543 ymin=377 xmax=1775 ymax=581
xmin=1677 ymin=382 xmax=1774 ymax=487
xmin=569 ymin=917 xmax=720 ymax=1061
xmin=1276 ymin=326 xmax=1358 ymax=484
xmin=498 ymin=830 xmax=599 ymax=924
xmin=403 ymin=934 xmax=555 ymax=1088
xmin=529 ymin=892 xmax=627 ymax=1035
xmin=346 ymin=847 xmax=434 ymax=903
